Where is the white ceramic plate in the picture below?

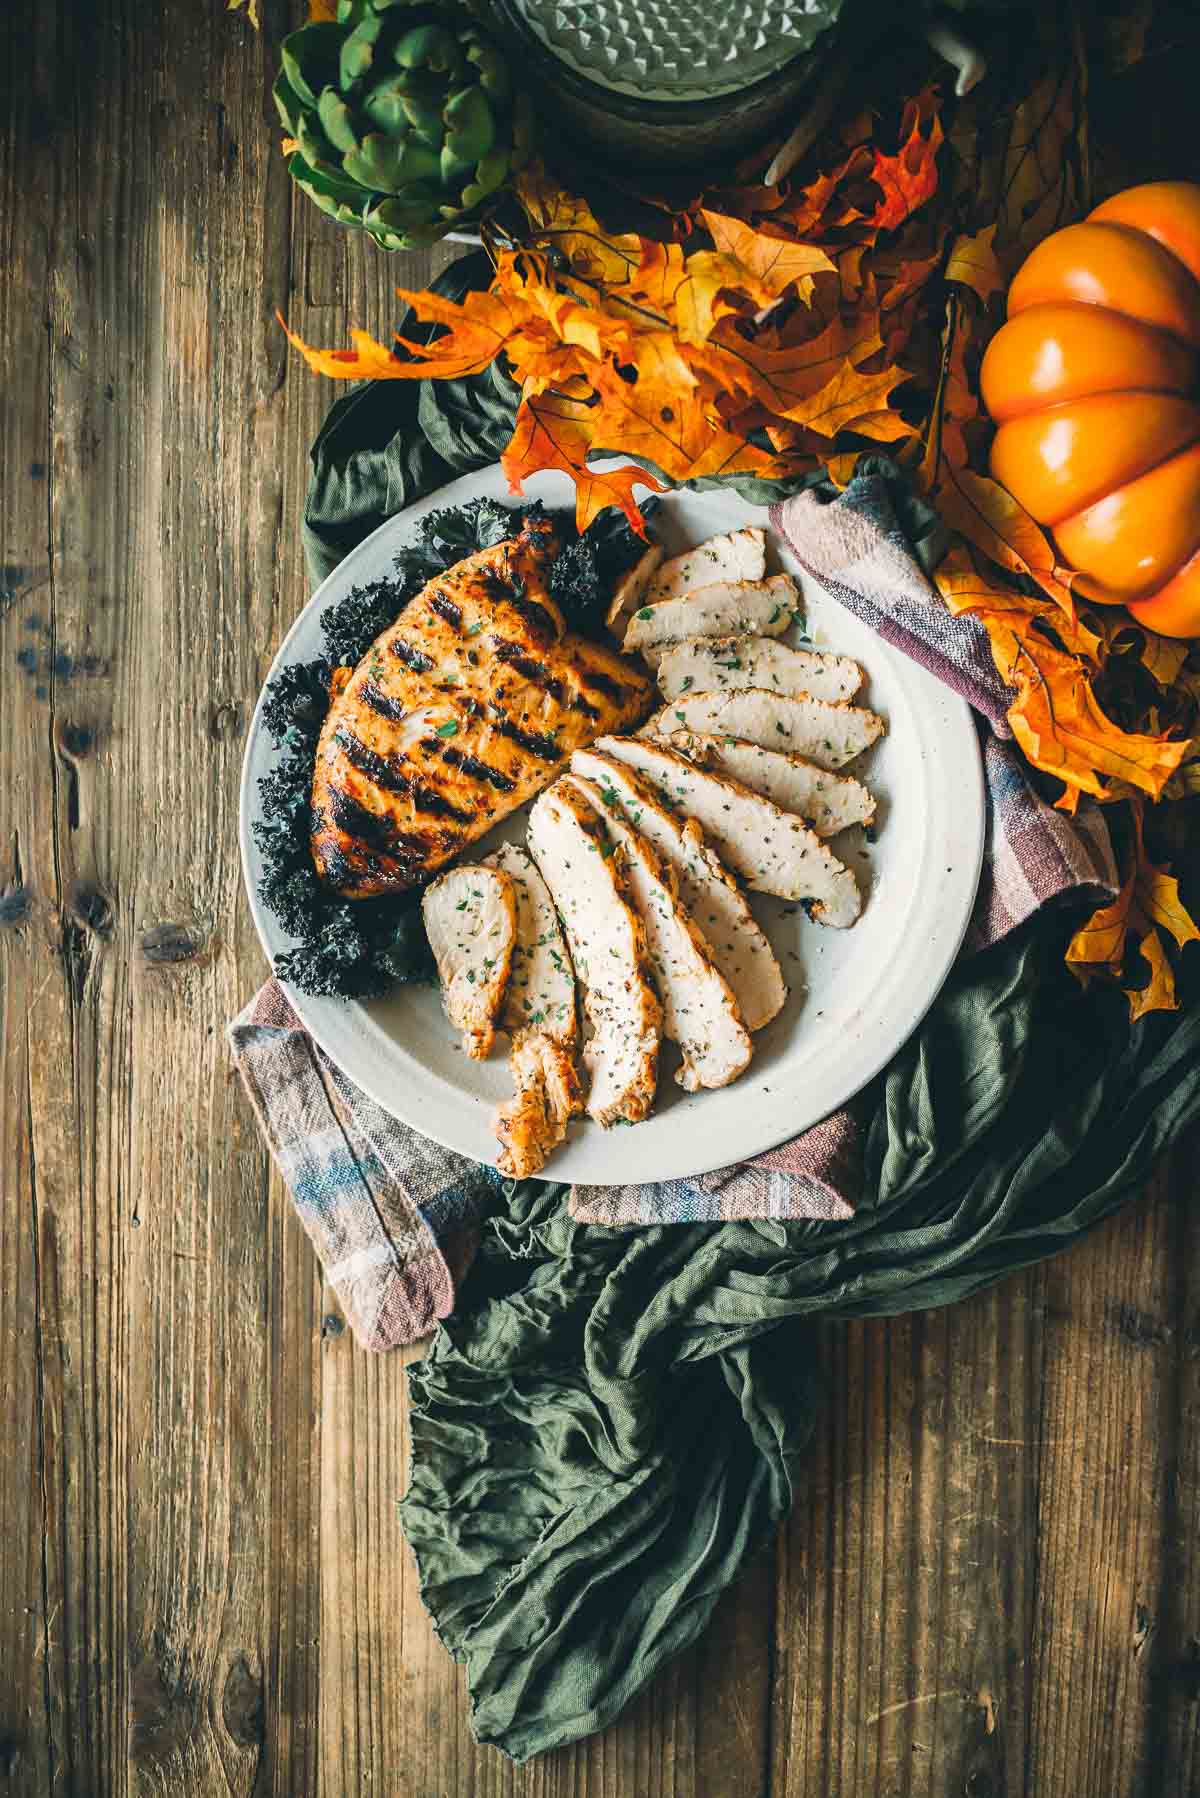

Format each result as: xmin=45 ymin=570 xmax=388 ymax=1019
xmin=240 ymin=468 xmax=985 ymax=1185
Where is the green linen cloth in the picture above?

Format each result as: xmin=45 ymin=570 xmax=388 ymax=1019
xmin=300 ymin=262 xmax=1200 ymax=1761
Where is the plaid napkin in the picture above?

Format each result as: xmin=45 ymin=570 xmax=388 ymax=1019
xmin=230 ymin=465 xmax=1118 ymax=1348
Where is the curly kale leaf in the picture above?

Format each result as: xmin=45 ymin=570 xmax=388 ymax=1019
xmin=258 ymin=657 xmax=332 ymax=748
xmin=320 ymin=576 xmax=417 ymax=668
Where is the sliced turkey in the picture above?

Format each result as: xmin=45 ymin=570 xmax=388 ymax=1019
xmin=595 ymin=736 xmax=862 ymax=924
xmin=655 ymin=635 xmax=862 ymax=705
xmin=483 ymin=842 xmax=577 ymax=1042
xmin=644 ymin=527 xmax=766 ymax=605
xmin=564 ymin=773 xmax=754 ymax=1091
xmin=623 ymin=575 xmax=798 ymax=660
xmin=493 ymin=1030 xmax=585 ymax=1178
xmin=606 ymin=543 xmax=665 ymax=630
xmin=527 ymin=783 xmax=662 ymax=1126
xmin=421 ymin=865 xmax=518 ymax=1059
xmin=570 ymin=748 xmax=787 ymax=1029
xmin=650 ymin=688 xmax=885 ymax=769
xmin=656 ymin=730 xmax=876 ymax=837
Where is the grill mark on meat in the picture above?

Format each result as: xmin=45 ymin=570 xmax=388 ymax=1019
xmin=429 ymin=589 xmax=463 ymax=631
xmin=571 ymin=693 xmax=602 ymax=723
xmin=494 ymin=716 xmax=563 ymax=763
xmin=328 ymin=788 xmax=402 ymax=851
xmin=423 ymin=738 xmax=518 ymax=794
xmin=361 ymin=680 xmax=408 ymax=722
xmin=334 ymin=730 xmax=473 ymax=823
xmin=580 ymin=667 xmax=628 ymax=705
xmin=390 ymin=637 xmax=434 ymax=674
xmin=491 ymin=638 xmax=566 ymax=700
xmin=509 ymin=595 xmax=559 ymax=643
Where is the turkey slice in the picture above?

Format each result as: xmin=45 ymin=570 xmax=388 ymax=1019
xmin=570 ymin=749 xmax=787 ymax=1032
xmin=596 ymin=736 xmax=862 ymax=924
xmin=644 ymin=527 xmax=766 ymax=604
xmin=564 ymin=773 xmax=753 ymax=1091
xmin=655 ymin=635 xmax=862 ymax=705
xmin=651 ymin=688 xmax=885 ymax=769
xmin=527 ymin=783 xmax=662 ymax=1127
xmin=606 ymin=543 xmax=665 ymax=630
xmin=483 ymin=842 xmax=577 ymax=1042
xmin=656 ymin=730 xmax=876 ymax=837
xmin=493 ymin=1030 xmax=585 ymax=1178
xmin=624 ymin=575 xmax=797 ymax=659
xmin=421 ymin=865 xmax=518 ymax=1059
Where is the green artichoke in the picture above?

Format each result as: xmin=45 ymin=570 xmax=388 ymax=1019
xmin=274 ymin=1 xmax=531 ymax=251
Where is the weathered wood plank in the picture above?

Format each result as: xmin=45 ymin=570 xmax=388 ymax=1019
xmin=2 ymin=3 xmax=1200 ymax=1796
xmin=771 ymin=1283 xmax=1037 ymax=1798
xmin=1026 ymin=1143 xmax=1200 ymax=1798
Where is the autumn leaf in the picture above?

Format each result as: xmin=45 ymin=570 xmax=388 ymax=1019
xmin=699 ymin=210 xmax=836 ymax=294
xmin=868 ymin=89 xmax=944 ymax=230
xmin=1067 ymin=806 xmax=1199 ymax=1018
xmin=946 ymin=223 xmax=1005 ymax=304
xmin=503 ymin=388 xmax=665 ymax=533
xmin=1128 ymin=930 xmax=1178 ymax=1018
xmin=279 ymin=319 xmax=410 ymax=382
xmin=516 ymin=162 xmax=641 ymax=285
xmin=226 ymin=0 xmax=259 ymax=28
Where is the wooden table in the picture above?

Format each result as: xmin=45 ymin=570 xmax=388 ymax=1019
xmin=2 ymin=4 xmax=1199 ymax=1793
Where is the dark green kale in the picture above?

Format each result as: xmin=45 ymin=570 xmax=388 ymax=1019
xmin=258 ymin=657 xmax=332 ymax=747
xmin=549 ymin=496 xmax=662 ymax=634
xmin=549 ymin=536 xmax=606 ymax=634
xmin=320 ymin=577 xmax=417 ymax=669
xmin=254 ymin=496 xmax=660 ymax=999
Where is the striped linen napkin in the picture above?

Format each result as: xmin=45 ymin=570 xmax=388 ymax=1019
xmin=230 ymin=465 xmax=1118 ymax=1347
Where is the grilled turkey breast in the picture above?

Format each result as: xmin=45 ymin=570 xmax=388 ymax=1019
xmin=527 ymin=783 xmax=662 ymax=1127
xmin=421 ymin=865 xmax=517 ymax=1059
xmin=311 ymin=520 xmax=654 ymax=897
xmin=494 ymin=1030 xmax=585 ymax=1179
xmin=650 ymin=689 xmax=885 ymax=768
xmin=623 ymin=574 xmax=798 ymax=659
xmin=569 ymin=749 xmax=787 ymax=1031
xmin=596 ymin=736 xmax=862 ymax=923
xmin=565 ymin=773 xmax=753 ymax=1092
xmin=654 ymin=636 xmax=862 ymax=705
xmin=656 ymin=731 xmax=876 ymax=836
xmin=644 ymin=528 xmax=766 ymax=604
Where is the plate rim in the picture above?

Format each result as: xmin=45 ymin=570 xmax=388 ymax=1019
xmin=239 ymin=467 xmax=986 ymax=1186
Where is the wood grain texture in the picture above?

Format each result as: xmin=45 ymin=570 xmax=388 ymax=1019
xmin=1 ymin=2 xmax=1199 ymax=1795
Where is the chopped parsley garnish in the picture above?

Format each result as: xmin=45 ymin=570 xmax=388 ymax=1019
xmin=436 ymin=719 xmax=460 ymax=738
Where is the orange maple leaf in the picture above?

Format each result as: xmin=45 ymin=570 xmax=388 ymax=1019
xmin=502 ymin=389 xmax=666 ymax=533
xmin=868 ymin=89 xmax=944 ymax=230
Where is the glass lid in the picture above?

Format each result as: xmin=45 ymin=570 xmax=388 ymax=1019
xmin=503 ymin=0 xmax=844 ymax=102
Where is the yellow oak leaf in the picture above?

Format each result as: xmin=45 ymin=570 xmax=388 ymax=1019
xmin=699 ymin=210 xmax=836 ymax=294
xmin=946 ymin=224 xmax=1005 ymax=304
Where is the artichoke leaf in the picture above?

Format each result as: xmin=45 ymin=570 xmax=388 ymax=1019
xmin=442 ymin=85 xmax=496 ymax=162
xmin=395 ymin=24 xmax=464 ymax=78
xmin=362 ymin=72 xmax=439 ymax=142
xmin=295 ymin=108 xmax=346 ymax=175
xmin=272 ymin=68 xmax=310 ymax=136
xmin=464 ymin=36 xmax=511 ymax=100
xmin=344 ymin=132 xmax=440 ymax=192
xmin=281 ymin=22 xmax=346 ymax=111
xmin=340 ymin=10 xmax=385 ymax=89
xmin=316 ymin=87 xmax=361 ymax=155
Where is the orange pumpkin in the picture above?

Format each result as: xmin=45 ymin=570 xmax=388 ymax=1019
xmin=980 ymin=181 xmax=1200 ymax=638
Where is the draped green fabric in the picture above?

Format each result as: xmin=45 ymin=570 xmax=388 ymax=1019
xmin=302 ymin=274 xmax=1200 ymax=1760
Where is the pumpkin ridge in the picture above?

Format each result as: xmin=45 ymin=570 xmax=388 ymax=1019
xmin=1000 ymin=391 xmax=1200 ymax=525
